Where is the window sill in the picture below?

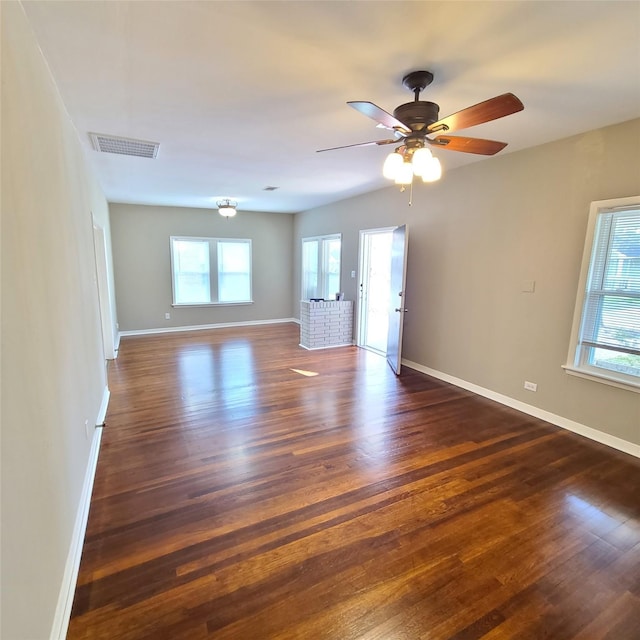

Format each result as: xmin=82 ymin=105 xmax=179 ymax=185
xmin=172 ymin=301 xmax=254 ymax=308
xmin=562 ymin=364 xmax=640 ymax=393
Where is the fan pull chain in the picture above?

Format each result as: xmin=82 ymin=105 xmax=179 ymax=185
xmin=398 ymin=182 xmax=413 ymax=206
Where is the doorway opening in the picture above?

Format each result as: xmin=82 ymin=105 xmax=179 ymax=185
xmin=357 ymin=228 xmax=394 ymax=354
xmin=92 ymin=219 xmax=117 ymax=360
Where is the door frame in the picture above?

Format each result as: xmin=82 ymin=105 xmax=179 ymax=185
xmin=92 ymin=218 xmax=117 ymax=360
xmin=356 ymin=226 xmax=395 ymax=351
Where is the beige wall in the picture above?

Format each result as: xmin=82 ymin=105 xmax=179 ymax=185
xmin=110 ymin=203 xmax=294 ymax=331
xmin=294 ymin=118 xmax=640 ymax=448
xmin=1 ymin=3 xmax=111 ymax=638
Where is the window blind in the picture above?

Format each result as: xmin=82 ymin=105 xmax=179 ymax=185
xmin=170 ymin=236 xmax=252 ymax=305
xmin=578 ymin=208 xmax=640 ymax=357
xmin=301 ymin=234 xmax=341 ymax=300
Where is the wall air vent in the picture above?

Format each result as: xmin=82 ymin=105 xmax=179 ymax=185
xmin=89 ymin=133 xmax=159 ymax=159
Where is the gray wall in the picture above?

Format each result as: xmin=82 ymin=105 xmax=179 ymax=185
xmin=294 ymin=118 xmax=640 ymax=448
xmin=110 ymin=203 xmax=294 ymax=331
xmin=1 ymin=2 xmax=111 ymax=637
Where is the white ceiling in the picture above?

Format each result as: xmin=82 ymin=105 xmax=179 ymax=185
xmin=22 ymin=0 xmax=640 ymax=214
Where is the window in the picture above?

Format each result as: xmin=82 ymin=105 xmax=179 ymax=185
xmin=217 ymin=241 xmax=251 ymax=303
xmin=170 ymin=236 xmax=252 ymax=305
xmin=302 ymin=234 xmax=341 ymax=300
xmin=565 ymin=197 xmax=640 ymax=391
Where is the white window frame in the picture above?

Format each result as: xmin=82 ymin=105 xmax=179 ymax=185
xmin=301 ymin=234 xmax=342 ymax=301
xmin=563 ymin=196 xmax=640 ymax=392
xmin=170 ymin=236 xmax=253 ymax=307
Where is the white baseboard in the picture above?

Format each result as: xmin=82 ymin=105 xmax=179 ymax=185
xmin=49 ymin=425 xmax=103 ymax=640
xmin=118 ymin=317 xmax=298 ymax=337
xmin=96 ymin=386 xmax=110 ymax=426
xmin=402 ymin=359 xmax=640 ymax=459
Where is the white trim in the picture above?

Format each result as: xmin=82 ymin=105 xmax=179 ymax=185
xmin=92 ymin=221 xmax=117 ymax=360
xmin=564 ymin=195 xmax=640 ymax=388
xmin=402 ymin=359 xmax=640 ymax=459
xmin=119 ymin=317 xmax=298 ymax=337
xmin=171 ymin=301 xmax=254 ymax=308
xmin=170 ymin=236 xmax=253 ymax=306
xmin=562 ymin=364 xmax=640 ymax=393
xmin=356 ymin=226 xmax=395 ymax=348
xmin=96 ymin=386 xmax=110 ymax=425
xmin=49 ymin=426 xmax=103 ymax=640
xmin=299 ymin=342 xmax=353 ymax=351
xmin=301 ymin=233 xmax=342 ymax=301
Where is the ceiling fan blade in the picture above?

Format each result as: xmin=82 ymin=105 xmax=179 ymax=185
xmin=430 ymin=135 xmax=508 ymax=155
xmin=317 ymin=139 xmax=400 ymax=153
xmin=428 ymin=93 xmax=524 ymax=133
xmin=347 ymin=101 xmax=412 ymax=134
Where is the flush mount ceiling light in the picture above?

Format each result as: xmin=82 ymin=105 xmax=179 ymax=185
xmin=217 ymin=199 xmax=237 ymax=218
xmin=317 ymin=70 xmax=523 ymax=189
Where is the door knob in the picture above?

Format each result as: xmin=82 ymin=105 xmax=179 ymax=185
xmin=395 ymin=308 xmax=408 ymax=312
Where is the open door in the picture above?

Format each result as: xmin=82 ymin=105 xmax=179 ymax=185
xmin=386 ymin=224 xmax=408 ymax=375
xmin=92 ymin=221 xmax=117 ymax=360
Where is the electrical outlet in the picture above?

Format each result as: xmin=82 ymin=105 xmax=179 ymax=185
xmin=524 ymin=381 xmax=537 ymax=392
xmin=351 ymin=270 xmax=356 ymax=278
xmin=165 ymin=312 xmax=171 ymax=320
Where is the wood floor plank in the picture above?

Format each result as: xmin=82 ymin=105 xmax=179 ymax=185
xmin=68 ymin=323 xmax=640 ymax=639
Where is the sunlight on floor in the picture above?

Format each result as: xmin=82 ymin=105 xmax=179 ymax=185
xmin=290 ymin=368 xmax=319 ymax=377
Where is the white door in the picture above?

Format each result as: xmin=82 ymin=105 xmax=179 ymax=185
xmin=357 ymin=228 xmax=394 ymax=353
xmin=386 ymin=225 xmax=409 ymax=375
xmin=92 ymin=221 xmax=117 ymax=360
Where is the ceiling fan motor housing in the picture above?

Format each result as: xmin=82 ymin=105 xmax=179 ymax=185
xmin=393 ymin=101 xmax=440 ymax=132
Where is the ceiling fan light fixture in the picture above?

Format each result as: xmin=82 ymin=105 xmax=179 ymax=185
xmin=394 ymin=161 xmax=414 ymax=185
xmin=319 ymin=70 xmax=522 ymax=194
xmin=411 ymin=147 xmax=433 ymax=177
xmin=383 ymin=146 xmax=441 ymax=185
xmin=217 ymin=199 xmax=237 ymax=218
xmin=382 ymin=151 xmax=404 ymax=179
xmin=421 ymin=156 xmax=442 ymax=183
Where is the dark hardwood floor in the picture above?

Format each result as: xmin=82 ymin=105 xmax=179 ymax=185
xmin=68 ymin=323 xmax=640 ymax=639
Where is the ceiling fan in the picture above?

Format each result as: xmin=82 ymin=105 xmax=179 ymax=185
xmin=318 ymin=70 xmax=524 ymax=184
